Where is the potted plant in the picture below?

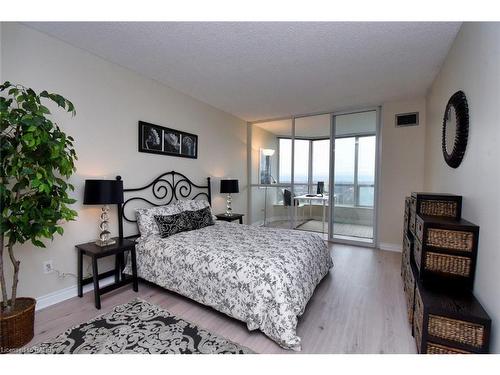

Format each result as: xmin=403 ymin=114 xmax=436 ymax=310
xmin=0 ymin=82 xmax=78 ymax=351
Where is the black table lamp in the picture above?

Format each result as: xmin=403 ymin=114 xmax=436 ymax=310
xmin=220 ymin=179 xmax=239 ymax=216
xmin=84 ymin=179 xmax=124 ymax=246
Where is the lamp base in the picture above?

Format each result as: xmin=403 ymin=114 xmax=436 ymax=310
xmin=95 ymin=205 xmax=115 ymax=247
xmin=95 ymin=238 xmax=116 ymax=247
xmin=225 ymin=193 xmax=233 ymax=216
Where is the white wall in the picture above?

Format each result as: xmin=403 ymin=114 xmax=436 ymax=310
xmin=378 ymin=98 xmax=427 ymax=250
xmin=424 ymin=23 xmax=500 ymax=352
xmin=1 ymin=23 xmax=247 ymax=301
xmin=249 ymin=124 xmax=280 ymax=224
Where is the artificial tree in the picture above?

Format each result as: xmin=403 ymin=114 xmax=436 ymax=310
xmin=0 ymin=82 xmax=77 ymax=313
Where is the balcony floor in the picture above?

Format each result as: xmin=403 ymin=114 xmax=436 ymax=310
xmin=266 ymin=219 xmax=373 ymax=240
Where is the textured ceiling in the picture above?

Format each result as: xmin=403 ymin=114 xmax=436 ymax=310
xmin=25 ymin=22 xmax=461 ymax=121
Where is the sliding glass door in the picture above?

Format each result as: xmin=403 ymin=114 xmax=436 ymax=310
xmin=292 ymin=115 xmax=330 ymax=236
xmin=330 ymin=110 xmax=378 ymax=245
xmin=249 ymin=108 xmax=379 ymax=246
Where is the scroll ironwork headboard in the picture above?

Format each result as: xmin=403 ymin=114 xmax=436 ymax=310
xmin=116 ymin=171 xmax=211 ymax=238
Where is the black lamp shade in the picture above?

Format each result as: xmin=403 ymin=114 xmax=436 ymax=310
xmin=220 ymin=179 xmax=239 ymax=194
xmin=83 ymin=179 xmax=124 ymax=205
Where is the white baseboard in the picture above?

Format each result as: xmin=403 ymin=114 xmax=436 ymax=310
xmin=378 ymin=242 xmax=402 ymax=252
xmin=250 ymin=215 xmax=291 ymax=226
xmin=36 ymin=276 xmax=115 ymax=311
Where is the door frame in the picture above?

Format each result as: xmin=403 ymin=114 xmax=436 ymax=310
xmin=327 ymin=106 xmax=381 ymax=248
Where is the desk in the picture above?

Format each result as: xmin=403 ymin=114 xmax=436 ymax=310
xmin=293 ymin=194 xmax=329 ymax=233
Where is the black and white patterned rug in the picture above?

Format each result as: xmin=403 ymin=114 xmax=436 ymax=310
xmin=28 ymin=299 xmax=253 ymax=354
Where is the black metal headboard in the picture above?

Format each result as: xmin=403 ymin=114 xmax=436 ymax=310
xmin=116 ymin=171 xmax=211 ymax=238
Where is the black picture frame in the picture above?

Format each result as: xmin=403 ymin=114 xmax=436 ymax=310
xmin=138 ymin=121 xmax=198 ymax=159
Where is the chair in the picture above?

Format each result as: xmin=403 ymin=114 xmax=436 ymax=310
xmin=316 ymin=181 xmax=325 ymax=195
xmin=283 ymin=189 xmax=305 ymax=226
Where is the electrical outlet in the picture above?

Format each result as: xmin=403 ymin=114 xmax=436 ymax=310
xmin=43 ymin=260 xmax=53 ymax=274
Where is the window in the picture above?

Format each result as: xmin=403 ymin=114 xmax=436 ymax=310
xmin=312 ymin=139 xmax=330 ymax=188
xmin=278 ymin=138 xmax=291 ymax=183
xmin=279 ymin=138 xmax=329 ymax=196
xmin=357 ymin=136 xmax=376 ymax=206
xmin=334 ymin=135 xmax=375 ymax=207
xmin=294 ymin=139 xmax=310 ymax=184
xmin=334 ymin=138 xmax=355 ymax=205
xmin=278 ymin=135 xmax=375 ymax=207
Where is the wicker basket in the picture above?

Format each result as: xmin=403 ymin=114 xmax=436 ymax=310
xmin=410 ymin=196 xmax=417 ymax=213
xmin=428 ymin=314 xmax=485 ymax=348
xmin=409 ymin=210 xmax=416 ymax=235
xmin=425 ymin=252 xmax=471 ymax=277
xmin=414 ymin=238 xmax=422 ymax=271
xmin=402 ymin=234 xmax=412 ymax=267
xmin=414 ymin=286 xmax=423 ymax=352
xmin=405 ymin=196 xmax=411 ymax=216
xmin=426 ymin=229 xmax=474 ymax=252
xmin=402 ymin=252 xmax=408 ymax=281
xmin=404 ymin=264 xmax=415 ymax=325
xmin=411 ymin=193 xmax=462 ymax=220
xmin=416 ymin=216 xmax=478 ymax=251
xmin=419 ymin=200 xmax=458 ymax=218
xmin=0 ymin=297 xmax=36 ymax=351
xmin=414 ymin=285 xmax=423 ymax=333
xmin=427 ymin=342 xmax=471 ymax=354
xmin=414 ymin=320 xmax=422 ymax=353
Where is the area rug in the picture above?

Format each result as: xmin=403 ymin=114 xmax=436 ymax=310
xmin=27 ymin=298 xmax=253 ymax=354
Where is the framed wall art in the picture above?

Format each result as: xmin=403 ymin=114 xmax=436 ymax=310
xmin=138 ymin=121 xmax=198 ymax=159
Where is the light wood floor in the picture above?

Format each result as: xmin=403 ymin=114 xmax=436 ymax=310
xmin=29 ymin=243 xmax=416 ymax=354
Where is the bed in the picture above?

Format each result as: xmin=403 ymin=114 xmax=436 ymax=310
xmin=119 ymin=171 xmax=333 ymax=350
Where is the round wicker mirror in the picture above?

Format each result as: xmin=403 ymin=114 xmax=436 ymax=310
xmin=442 ymin=91 xmax=469 ymax=168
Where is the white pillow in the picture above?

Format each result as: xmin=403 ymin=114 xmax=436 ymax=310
xmin=136 ymin=203 xmax=182 ymax=237
xmin=176 ymin=199 xmax=211 ymax=212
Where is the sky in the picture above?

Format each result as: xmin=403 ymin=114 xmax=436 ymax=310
xmin=278 ymin=136 xmax=375 ymax=184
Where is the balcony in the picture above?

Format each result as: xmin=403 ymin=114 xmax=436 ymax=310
xmin=252 ymin=183 xmax=374 ymax=240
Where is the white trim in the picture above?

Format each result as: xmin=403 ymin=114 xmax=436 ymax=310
xmin=247 ymin=122 xmax=252 ymax=224
xmin=333 ymin=236 xmax=375 ymax=248
xmin=374 ymin=106 xmax=382 ymax=249
xmin=250 ymin=215 xmax=294 ymax=227
xmin=328 ymin=107 xmax=380 ymax=248
xmin=378 ymin=242 xmax=402 ymax=252
xmin=35 ymin=276 xmax=115 ymax=311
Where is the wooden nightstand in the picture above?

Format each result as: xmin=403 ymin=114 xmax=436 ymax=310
xmin=215 ymin=213 xmax=244 ymax=224
xmin=76 ymin=237 xmax=138 ymax=309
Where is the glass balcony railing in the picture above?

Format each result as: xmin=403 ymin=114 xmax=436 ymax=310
xmin=334 ymin=183 xmax=374 ymax=207
xmin=275 ymin=182 xmax=374 ymax=207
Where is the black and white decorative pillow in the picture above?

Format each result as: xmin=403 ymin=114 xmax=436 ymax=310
xmin=138 ymin=200 xmax=214 ymax=238
xmin=154 ymin=212 xmax=191 ymax=238
xmin=185 ymin=206 xmax=214 ymax=230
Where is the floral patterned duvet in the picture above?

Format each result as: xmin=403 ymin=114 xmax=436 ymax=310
xmin=124 ymin=221 xmax=332 ymax=350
